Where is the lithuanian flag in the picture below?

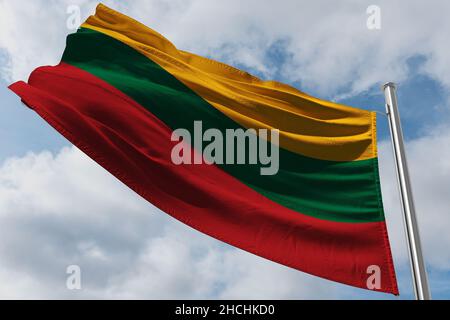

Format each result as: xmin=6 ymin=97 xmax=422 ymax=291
xmin=9 ymin=4 xmax=398 ymax=294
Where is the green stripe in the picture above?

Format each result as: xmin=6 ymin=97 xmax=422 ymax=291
xmin=61 ymin=27 xmax=385 ymax=223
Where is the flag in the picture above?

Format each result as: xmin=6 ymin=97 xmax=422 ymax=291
xmin=8 ymin=4 xmax=398 ymax=294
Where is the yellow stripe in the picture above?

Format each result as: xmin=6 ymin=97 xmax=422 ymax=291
xmin=81 ymin=4 xmax=377 ymax=161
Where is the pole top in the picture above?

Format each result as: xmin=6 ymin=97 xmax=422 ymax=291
xmin=382 ymin=82 xmax=396 ymax=91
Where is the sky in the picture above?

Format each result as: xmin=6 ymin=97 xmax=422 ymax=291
xmin=0 ymin=0 xmax=450 ymax=299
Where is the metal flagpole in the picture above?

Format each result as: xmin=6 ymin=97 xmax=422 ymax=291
xmin=382 ymin=82 xmax=431 ymax=300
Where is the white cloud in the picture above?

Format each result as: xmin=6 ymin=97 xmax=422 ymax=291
xmin=1 ymin=0 xmax=450 ymax=299
xmin=0 ymin=146 xmax=341 ymax=299
xmin=1 ymin=0 xmax=450 ymax=97
xmin=380 ymin=126 xmax=450 ymax=271
xmin=0 ymin=124 xmax=449 ymax=298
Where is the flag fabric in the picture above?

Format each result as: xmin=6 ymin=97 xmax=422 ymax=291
xmin=8 ymin=4 xmax=398 ymax=294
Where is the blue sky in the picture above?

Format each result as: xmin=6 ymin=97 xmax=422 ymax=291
xmin=1 ymin=0 xmax=450 ymax=299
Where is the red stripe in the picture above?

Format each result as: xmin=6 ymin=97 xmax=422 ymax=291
xmin=9 ymin=63 xmax=398 ymax=294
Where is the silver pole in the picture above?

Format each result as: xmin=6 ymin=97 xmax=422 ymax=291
xmin=382 ymin=82 xmax=431 ymax=300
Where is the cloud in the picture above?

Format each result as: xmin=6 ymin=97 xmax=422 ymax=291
xmin=2 ymin=0 xmax=450 ymax=97
xmin=379 ymin=125 xmax=450 ymax=271
xmin=0 ymin=123 xmax=450 ymax=299
xmin=1 ymin=0 xmax=450 ymax=299
xmin=0 ymin=146 xmax=340 ymax=299
xmin=376 ymin=125 xmax=450 ymax=297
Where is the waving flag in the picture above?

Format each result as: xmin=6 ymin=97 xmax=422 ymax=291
xmin=8 ymin=4 xmax=398 ymax=294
